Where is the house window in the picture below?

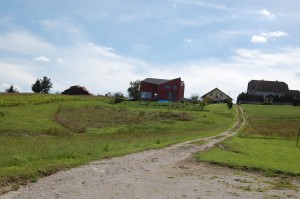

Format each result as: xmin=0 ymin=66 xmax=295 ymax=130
xmin=141 ymin=92 xmax=152 ymax=99
xmin=167 ymin=92 xmax=176 ymax=100
xmin=173 ymin=85 xmax=178 ymax=90
xmin=210 ymin=93 xmax=213 ymax=96
xmin=164 ymin=85 xmax=170 ymax=89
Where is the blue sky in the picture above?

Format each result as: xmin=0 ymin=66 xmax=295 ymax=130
xmin=1 ymin=0 xmax=300 ymax=99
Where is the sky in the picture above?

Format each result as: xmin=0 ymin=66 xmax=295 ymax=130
xmin=1 ymin=0 xmax=300 ymax=100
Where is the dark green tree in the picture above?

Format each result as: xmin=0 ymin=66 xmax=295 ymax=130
xmin=127 ymin=80 xmax=140 ymax=101
xmin=32 ymin=79 xmax=42 ymax=93
xmin=5 ymin=85 xmax=18 ymax=93
xmin=114 ymin=92 xmax=125 ymax=99
xmin=31 ymin=76 xmax=53 ymax=93
xmin=227 ymin=98 xmax=233 ymax=109
xmin=41 ymin=76 xmax=53 ymax=93
xmin=190 ymin=95 xmax=199 ymax=104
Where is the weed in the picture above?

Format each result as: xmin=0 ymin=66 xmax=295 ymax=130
xmin=266 ymin=179 xmax=298 ymax=191
xmin=237 ymin=185 xmax=252 ymax=191
xmin=103 ymin=144 xmax=110 ymax=152
xmin=190 ymin=140 xmax=208 ymax=145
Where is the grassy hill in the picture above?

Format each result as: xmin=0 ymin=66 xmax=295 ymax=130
xmin=0 ymin=93 xmax=235 ymax=193
xmin=197 ymin=104 xmax=300 ymax=176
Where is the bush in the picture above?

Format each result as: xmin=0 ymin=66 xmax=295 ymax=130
xmin=5 ymin=85 xmax=18 ymax=93
xmin=227 ymin=98 xmax=233 ymax=109
xmin=292 ymin=98 xmax=300 ymax=106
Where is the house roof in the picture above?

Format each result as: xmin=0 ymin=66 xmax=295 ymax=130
xmin=141 ymin=78 xmax=180 ymax=85
xmin=201 ymin=88 xmax=233 ymax=100
xmin=289 ymin=90 xmax=300 ymax=97
xmin=247 ymin=80 xmax=289 ymax=94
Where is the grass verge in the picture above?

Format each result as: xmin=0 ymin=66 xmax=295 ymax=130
xmin=197 ymin=104 xmax=300 ymax=176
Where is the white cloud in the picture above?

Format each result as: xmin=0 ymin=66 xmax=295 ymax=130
xmin=0 ymin=62 xmax=35 ymax=92
xmin=56 ymin=58 xmax=64 ymax=64
xmin=173 ymin=0 xmax=229 ymax=10
xmin=34 ymin=56 xmax=50 ymax=62
xmin=1 ymin=30 xmax=299 ymax=99
xmin=0 ymin=31 xmax=54 ymax=55
xmin=184 ymin=38 xmax=193 ymax=43
xmin=146 ymin=47 xmax=300 ymax=100
xmin=39 ymin=18 xmax=86 ymax=42
xmin=251 ymin=35 xmax=267 ymax=43
xmin=251 ymin=31 xmax=288 ymax=43
xmin=258 ymin=9 xmax=276 ymax=19
xmin=262 ymin=31 xmax=288 ymax=37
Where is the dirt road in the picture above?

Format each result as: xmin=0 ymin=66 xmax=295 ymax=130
xmin=2 ymin=106 xmax=299 ymax=199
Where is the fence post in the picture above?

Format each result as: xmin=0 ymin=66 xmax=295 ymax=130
xmin=297 ymin=128 xmax=300 ymax=146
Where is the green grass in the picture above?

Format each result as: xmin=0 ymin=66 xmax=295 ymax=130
xmin=197 ymin=104 xmax=300 ymax=176
xmin=0 ymin=94 xmax=235 ymax=193
xmin=240 ymin=105 xmax=300 ymax=138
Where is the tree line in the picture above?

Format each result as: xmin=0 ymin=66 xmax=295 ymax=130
xmin=3 ymin=77 xmax=140 ymax=100
xmin=3 ymin=78 xmax=233 ymax=108
xmin=4 ymin=76 xmax=53 ymax=94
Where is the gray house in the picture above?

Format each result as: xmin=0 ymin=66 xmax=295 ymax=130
xmin=247 ymin=80 xmax=289 ymax=97
xmin=246 ymin=80 xmax=300 ymax=103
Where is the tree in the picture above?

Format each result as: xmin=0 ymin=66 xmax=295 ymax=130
xmin=190 ymin=95 xmax=200 ymax=104
xmin=32 ymin=79 xmax=42 ymax=93
xmin=227 ymin=98 xmax=233 ymax=109
xmin=105 ymin=92 xmax=113 ymax=97
xmin=5 ymin=85 xmax=18 ymax=93
xmin=114 ymin=92 xmax=125 ymax=98
xmin=41 ymin=76 xmax=53 ymax=93
xmin=32 ymin=76 xmax=53 ymax=93
xmin=127 ymin=80 xmax=140 ymax=101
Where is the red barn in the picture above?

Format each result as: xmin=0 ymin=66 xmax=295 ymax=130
xmin=140 ymin=77 xmax=185 ymax=101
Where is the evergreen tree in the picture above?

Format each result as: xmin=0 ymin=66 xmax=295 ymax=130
xmin=31 ymin=76 xmax=53 ymax=93
xmin=41 ymin=76 xmax=53 ymax=93
xmin=5 ymin=85 xmax=18 ymax=93
xmin=32 ymin=79 xmax=42 ymax=93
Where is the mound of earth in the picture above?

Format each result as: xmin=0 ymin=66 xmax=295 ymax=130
xmin=61 ymin=85 xmax=92 ymax=95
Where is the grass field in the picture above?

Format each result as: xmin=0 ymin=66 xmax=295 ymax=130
xmin=197 ymin=104 xmax=300 ymax=175
xmin=0 ymin=93 xmax=235 ymax=193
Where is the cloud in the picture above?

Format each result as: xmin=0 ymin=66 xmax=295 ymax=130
xmin=0 ymin=31 xmax=54 ymax=55
xmin=147 ymin=47 xmax=300 ymax=99
xmin=251 ymin=31 xmax=288 ymax=43
xmin=262 ymin=31 xmax=288 ymax=37
xmin=39 ymin=18 xmax=86 ymax=42
xmin=56 ymin=58 xmax=64 ymax=64
xmin=184 ymin=38 xmax=193 ymax=43
xmin=1 ymin=29 xmax=299 ymax=99
xmin=258 ymin=9 xmax=276 ymax=19
xmin=251 ymin=35 xmax=267 ymax=43
xmin=0 ymin=62 xmax=35 ymax=92
xmin=34 ymin=56 xmax=50 ymax=62
xmin=173 ymin=0 xmax=229 ymax=10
